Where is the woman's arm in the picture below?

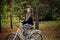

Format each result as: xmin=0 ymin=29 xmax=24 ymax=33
xmin=25 ymin=13 xmax=31 ymax=21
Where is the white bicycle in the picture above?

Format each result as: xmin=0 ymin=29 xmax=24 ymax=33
xmin=6 ymin=24 xmax=43 ymax=40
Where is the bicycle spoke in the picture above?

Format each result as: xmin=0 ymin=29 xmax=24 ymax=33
xmin=30 ymin=33 xmax=42 ymax=40
xmin=6 ymin=34 xmax=20 ymax=40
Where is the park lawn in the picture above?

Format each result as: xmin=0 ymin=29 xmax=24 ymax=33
xmin=39 ymin=21 xmax=60 ymax=28
xmin=1 ymin=18 xmax=60 ymax=28
xmin=1 ymin=16 xmax=60 ymax=28
xmin=1 ymin=20 xmax=60 ymax=40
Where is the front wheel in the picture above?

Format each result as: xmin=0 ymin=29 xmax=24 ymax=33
xmin=6 ymin=33 xmax=20 ymax=40
xmin=30 ymin=33 xmax=43 ymax=40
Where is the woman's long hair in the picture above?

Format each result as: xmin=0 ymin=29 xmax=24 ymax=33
xmin=27 ymin=8 xmax=33 ymax=17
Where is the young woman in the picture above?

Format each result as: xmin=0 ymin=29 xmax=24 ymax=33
xmin=18 ymin=8 xmax=33 ymax=38
xmin=22 ymin=8 xmax=33 ymax=25
xmin=18 ymin=7 xmax=34 ymax=29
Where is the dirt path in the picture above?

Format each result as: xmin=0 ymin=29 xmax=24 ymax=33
xmin=0 ymin=26 xmax=60 ymax=40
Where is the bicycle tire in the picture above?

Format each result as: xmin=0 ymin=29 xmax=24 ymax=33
xmin=30 ymin=33 xmax=43 ymax=40
xmin=6 ymin=33 xmax=20 ymax=40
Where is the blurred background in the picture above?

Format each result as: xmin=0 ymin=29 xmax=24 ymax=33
xmin=0 ymin=0 xmax=60 ymax=40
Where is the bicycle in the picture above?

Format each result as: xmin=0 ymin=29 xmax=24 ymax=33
xmin=6 ymin=23 xmax=43 ymax=40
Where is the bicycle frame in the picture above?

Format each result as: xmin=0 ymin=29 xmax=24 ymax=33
xmin=12 ymin=28 xmax=24 ymax=40
xmin=6 ymin=23 xmax=42 ymax=40
xmin=9 ymin=23 xmax=42 ymax=40
xmin=11 ymin=27 xmax=42 ymax=40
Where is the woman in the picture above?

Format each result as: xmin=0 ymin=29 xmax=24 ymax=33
xmin=18 ymin=8 xmax=34 ymax=39
xmin=18 ymin=7 xmax=34 ymax=30
xmin=22 ymin=8 xmax=33 ymax=25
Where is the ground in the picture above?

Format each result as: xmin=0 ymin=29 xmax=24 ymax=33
xmin=0 ymin=21 xmax=60 ymax=40
xmin=0 ymin=25 xmax=60 ymax=40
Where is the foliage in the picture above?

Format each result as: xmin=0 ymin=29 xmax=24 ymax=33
xmin=1 ymin=0 xmax=60 ymax=21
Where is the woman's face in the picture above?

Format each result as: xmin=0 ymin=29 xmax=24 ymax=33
xmin=27 ymin=8 xmax=31 ymax=13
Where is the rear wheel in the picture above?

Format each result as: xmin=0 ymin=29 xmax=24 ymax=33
xmin=30 ymin=33 xmax=42 ymax=40
xmin=6 ymin=33 xmax=20 ymax=40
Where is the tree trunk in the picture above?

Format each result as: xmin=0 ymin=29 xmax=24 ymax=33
xmin=35 ymin=0 xmax=39 ymax=29
xmin=0 ymin=0 xmax=3 ymax=33
xmin=10 ymin=14 xmax=13 ymax=29
xmin=10 ymin=0 xmax=13 ymax=29
xmin=23 ymin=3 xmax=26 ymax=20
xmin=0 ymin=15 xmax=1 ymax=33
xmin=19 ymin=15 xmax=20 ymax=22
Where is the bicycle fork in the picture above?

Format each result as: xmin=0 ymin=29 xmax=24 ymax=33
xmin=12 ymin=29 xmax=19 ymax=40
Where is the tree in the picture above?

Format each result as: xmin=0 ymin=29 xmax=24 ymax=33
xmin=0 ymin=9 xmax=1 ymax=32
xmin=35 ymin=0 xmax=39 ymax=29
xmin=0 ymin=0 xmax=3 ymax=33
xmin=44 ymin=10 xmax=53 ymax=21
xmin=7 ymin=0 xmax=13 ymax=29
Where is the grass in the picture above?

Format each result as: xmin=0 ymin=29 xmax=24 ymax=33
xmin=39 ymin=21 xmax=60 ymax=28
xmin=1 ymin=17 xmax=60 ymax=28
xmin=1 ymin=21 xmax=60 ymax=29
xmin=1 ymin=21 xmax=60 ymax=40
xmin=1 ymin=17 xmax=60 ymax=40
